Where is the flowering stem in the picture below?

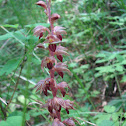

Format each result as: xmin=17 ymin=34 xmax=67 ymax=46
xmin=46 ymin=0 xmax=61 ymax=121
xmin=46 ymin=0 xmax=54 ymax=35
xmin=34 ymin=1 xmax=75 ymax=125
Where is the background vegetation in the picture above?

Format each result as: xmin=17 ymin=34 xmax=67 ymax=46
xmin=0 ymin=0 xmax=126 ymax=125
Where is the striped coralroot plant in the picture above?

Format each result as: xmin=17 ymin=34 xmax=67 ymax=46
xmin=33 ymin=0 xmax=75 ymax=125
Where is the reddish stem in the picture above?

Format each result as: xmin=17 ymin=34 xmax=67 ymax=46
xmin=46 ymin=0 xmax=54 ymax=35
xmin=46 ymin=0 xmax=61 ymax=121
xmin=56 ymin=111 xmax=61 ymax=121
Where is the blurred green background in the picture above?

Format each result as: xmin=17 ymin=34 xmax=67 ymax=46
xmin=0 ymin=0 xmax=126 ymax=126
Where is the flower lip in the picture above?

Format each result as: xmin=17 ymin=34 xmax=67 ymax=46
xmin=57 ymin=55 xmax=63 ymax=62
xmin=49 ymin=44 xmax=57 ymax=52
xmin=47 ymin=62 xmax=53 ymax=69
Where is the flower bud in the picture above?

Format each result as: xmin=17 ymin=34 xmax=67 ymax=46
xmin=51 ymin=13 xmax=60 ymax=22
xmin=36 ymin=1 xmax=47 ymax=9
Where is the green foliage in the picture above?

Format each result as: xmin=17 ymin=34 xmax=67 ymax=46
xmin=95 ymin=51 xmax=126 ymax=81
xmin=0 ymin=116 xmax=22 ymax=126
xmin=0 ymin=58 xmax=22 ymax=76
xmin=0 ymin=111 xmax=30 ymax=126
xmin=0 ymin=0 xmax=126 ymax=125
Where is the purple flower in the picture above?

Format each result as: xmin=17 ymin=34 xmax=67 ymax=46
xmin=53 ymin=63 xmax=71 ymax=78
xmin=33 ymin=25 xmax=50 ymax=39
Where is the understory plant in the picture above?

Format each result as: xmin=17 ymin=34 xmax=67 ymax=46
xmin=33 ymin=0 xmax=76 ymax=125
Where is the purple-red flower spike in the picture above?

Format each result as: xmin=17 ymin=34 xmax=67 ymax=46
xmin=34 ymin=1 xmax=75 ymax=125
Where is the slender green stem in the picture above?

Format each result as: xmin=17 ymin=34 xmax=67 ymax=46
xmin=22 ymin=48 xmax=31 ymax=126
xmin=6 ymin=53 xmax=26 ymax=109
xmin=114 ymin=73 xmax=125 ymax=110
xmin=0 ymin=100 xmax=7 ymax=119
xmin=114 ymin=73 xmax=122 ymax=98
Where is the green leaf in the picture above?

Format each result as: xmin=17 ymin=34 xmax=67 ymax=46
xmin=104 ymin=105 xmax=116 ymax=113
xmin=9 ymin=111 xmax=30 ymax=121
xmin=25 ymin=23 xmax=50 ymax=28
xmin=121 ymin=60 xmax=126 ymax=65
xmin=17 ymin=95 xmax=29 ymax=104
xmin=0 ymin=32 xmax=13 ymax=41
xmin=7 ymin=116 xmax=22 ymax=126
xmin=91 ymin=90 xmax=100 ymax=97
xmin=80 ymin=64 xmax=89 ymax=69
xmin=98 ymin=120 xmax=114 ymax=126
xmin=13 ymin=30 xmax=26 ymax=43
xmin=1 ymin=24 xmax=19 ymax=28
xmin=96 ymin=53 xmax=106 ymax=58
xmin=96 ymin=59 xmax=107 ymax=63
xmin=109 ymin=21 xmax=124 ymax=26
xmin=0 ymin=57 xmax=22 ymax=76
xmin=108 ymin=53 xmax=117 ymax=60
xmin=115 ymin=65 xmax=123 ymax=72
xmin=0 ymin=121 xmax=10 ymax=126
xmin=95 ymin=66 xmax=115 ymax=73
xmin=121 ymin=75 xmax=126 ymax=82
xmin=122 ymin=122 xmax=126 ymax=126
xmin=68 ymin=63 xmax=78 ymax=68
xmin=124 ymin=113 xmax=126 ymax=118
xmin=116 ymin=54 xmax=124 ymax=62
xmin=0 ymin=116 xmax=22 ymax=126
xmin=111 ymin=113 xmax=118 ymax=121
xmin=95 ymin=114 xmax=111 ymax=124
